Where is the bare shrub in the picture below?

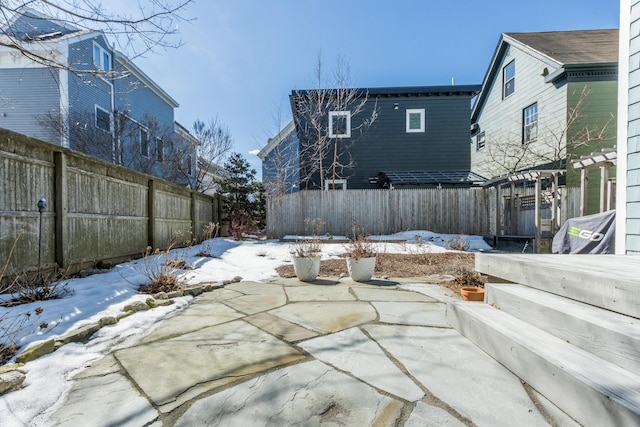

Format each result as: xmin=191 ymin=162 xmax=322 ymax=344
xmin=137 ymin=244 xmax=185 ymax=294
xmin=450 ymin=268 xmax=485 ymax=290
xmin=346 ymin=234 xmax=377 ymax=259
xmin=230 ymin=212 xmax=256 ymax=240
xmin=196 ymin=222 xmax=220 ymax=257
xmin=446 ymin=236 xmax=471 ymax=252
xmin=0 ymin=306 xmax=46 ymax=364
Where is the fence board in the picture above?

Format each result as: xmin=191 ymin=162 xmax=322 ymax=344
xmin=266 ymin=187 xmax=581 ymax=239
xmin=0 ymin=130 xmax=223 ymax=276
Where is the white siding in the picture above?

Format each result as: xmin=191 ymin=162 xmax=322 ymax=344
xmin=472 ymin=42 xmax=568 ymax=179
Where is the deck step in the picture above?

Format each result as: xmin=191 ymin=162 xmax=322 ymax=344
xmin=476 ymin=253 xmax=640 ymax=318
xmin=447 ymin=302 xmax=640 ymax=427
xmin=486 ymin=283 xmax=640 ymax=373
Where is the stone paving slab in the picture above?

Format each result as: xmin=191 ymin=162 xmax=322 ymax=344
xmin=299 ymin=327 xmax=425 ymax=402
xmin=225 ymin=281 xmax=285 ymax=295
xmin=398 ymin=282 xmax=461 ymax=302
xmin=222 ymin=293 xmax=287 ymax=315
xmin=114 ymin=320 xmax=304 ymax=408
xmin=174 ymin=360 xmax=404 ymax=427
xmin=352 ymin=286 xmax=437 ymax=302
xmin=141 ymin=301 xmax=244 ymax=343
xmin=405 ymin=402 xmax=467 ymax=427
xmin=364 ymin=324 xmax=551 ymax=427
xmin=245 ymin=312 xmax=319 ymax=342
xmin=269 ymin=302 xmax=377 ymax=333
xmin=284 ymin=283 xmax=356 ymax=301
xmin=373 ymin=301 xmax=450 ymax=327
xmin=50 ymin=372 xmax=157 ymax=427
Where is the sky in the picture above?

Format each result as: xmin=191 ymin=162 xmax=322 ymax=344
xmin=131 ymin=0 xmax=621 ymax=176
xmin=1 ymin=231 xmax=490 ymax=426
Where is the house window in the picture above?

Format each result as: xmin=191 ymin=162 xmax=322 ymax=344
xmin=95 ymin=106 xmax=110 ymax=132
xmin=406 ymin=109 xmax=425 ymax=133
xmin=328 ymin=111 xmax=351 ymax=138
xmin=186 ymin=155 xmax=192 ymax=175
xmin=140 ymin=129 xmax=149 ymax=158
xmin=503 ymin=60 xmax=515 ymax=99
xmin=476 ymin=131 xmax=486 ymax=151
xmin=93 ymin=42 xmax=111 ymax=72
xmin=325 ymin=179 xmax=347 ymax=190
xmin=523 ymin=103 xmax=538 ymax=144
xmin=156 ymin=138 xmax=164 ymax=162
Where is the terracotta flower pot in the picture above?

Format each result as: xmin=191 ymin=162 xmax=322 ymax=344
xmin=461 ymin=287 xmax=485 ymax=302
xmin=293 ymin=256 xmax=321 ymax=282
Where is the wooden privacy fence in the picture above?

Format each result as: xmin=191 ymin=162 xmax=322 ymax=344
xmin=0 ymin=130 xmax=223 ymax=276
xmin=266 ymin=188 xmax=494 ymax=238
xmin=266 ymin=187 xmax=581 ymax=239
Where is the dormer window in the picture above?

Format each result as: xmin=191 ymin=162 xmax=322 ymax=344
xmin=93 ymin=42 xmax=111 ymax=72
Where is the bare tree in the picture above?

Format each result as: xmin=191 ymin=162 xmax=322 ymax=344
xmin=260 ymin=99 xmax=299 ymax=197
xmin=293 ymin=53 xmax=378 ymax=190
xmin=190 ymin=118 xmax=233 ymax=193
xmin=477 ymin=86 xmax=614 ymax=178
xmin=0 ymin=1 xmax=193 ymax=75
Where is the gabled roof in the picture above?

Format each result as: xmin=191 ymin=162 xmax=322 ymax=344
xmin=0 ymin=9 xmax=179 ymax=109
xmin=258 ymin=120 xmax=296 ymax=160
xmin=472 ymin=29 xmax=618 ymax=122
xmin=505 ymin=30 xmax=619 ymax=65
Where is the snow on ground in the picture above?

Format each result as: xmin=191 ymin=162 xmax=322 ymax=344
xmin=0 ymin=231 xmax=491 ymax=426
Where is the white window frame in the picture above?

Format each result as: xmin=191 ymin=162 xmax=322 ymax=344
xmin=328 ymin=111 xmax=351 ymax=138
xmin=406 ymin=108 xmax=425 ymax=133
xmin=325 ymin=179 xmax=347 ymax=191
xmin=95 ymin=105 xmax=111 ymax=132
xmin=503 ymin=60 xmax=515 ymax=99
xmin=93 ymin=42 xmax=111 ymax=72
xmin=140 ymin=128 xmax=149 ymax=158
xmin=523 ymin=103 xmax=538 ymax=144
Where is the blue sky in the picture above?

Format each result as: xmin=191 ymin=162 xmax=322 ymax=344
xmin=133 ymin=0 xmax=620 ymax=175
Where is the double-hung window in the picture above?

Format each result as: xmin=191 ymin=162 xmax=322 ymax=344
xmin=406 ymin=109 xmax=425 ymax=133
xmin=523 ymin=103 xmax=538 ymax=144
xmin=95 ymin=106 xmax=110 ymax=132
xmin=476 ymin=131 xmax=486 ymax=151
xmin=503 ymin=60 xmax=515 ymax=99
xmin=328 ymin=111 xmax=351 ymax=138
xmin=140 ymin=129 xmax=149 ymax=157
xmin=93 ymin=42 xmax=111 ymax=72
xmin=156 ymin=138 xmax=164 ymax=162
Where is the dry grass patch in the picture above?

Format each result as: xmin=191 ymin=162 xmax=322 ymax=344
xmin=277 ymin=252 xmax=481 ymax=293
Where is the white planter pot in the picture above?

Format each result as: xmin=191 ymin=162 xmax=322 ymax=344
xmin=293 ymin=256 xmax=321 ymax=282
xmin=346 ymin=257 xmax=376 ymax=282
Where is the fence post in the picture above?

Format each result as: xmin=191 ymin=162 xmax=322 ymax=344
xmin=54 ymin=151 xmax=67 ymax=268
xmin=148 ymin=179 xmax=156 ymax=249
xmin=191 ymin=190 xmax=197 ymax=241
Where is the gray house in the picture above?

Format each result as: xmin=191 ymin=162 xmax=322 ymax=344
xmin=277 ymin=85 xmax=482 ymax=191
xmin=471 ymin=29 xmax=618 ymax=214
xmin=0 ymin=9 xmax=196 ymax=185
xmin=258 ymin=120 xmax=300 ymax=196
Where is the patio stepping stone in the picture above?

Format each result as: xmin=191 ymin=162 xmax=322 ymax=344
xmin=174 ymin=360 xmax=404 ymax=427
xmin=269 ymin=302 xmax=376 ymax=334
xmin=373 ymin=301 xmax=450 ymax=327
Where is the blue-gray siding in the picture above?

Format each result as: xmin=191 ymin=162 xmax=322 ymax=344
xmin=0 ymin=68 xmax=60 ymax=142
xmin=627 ymin=0 xmax=640 ymax=254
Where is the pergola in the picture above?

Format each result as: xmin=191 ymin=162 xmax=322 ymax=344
xmin=571 ymin=149 xmax=617 ymax=215
xmin=488 ymin=169 xmax=565 ymax=253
